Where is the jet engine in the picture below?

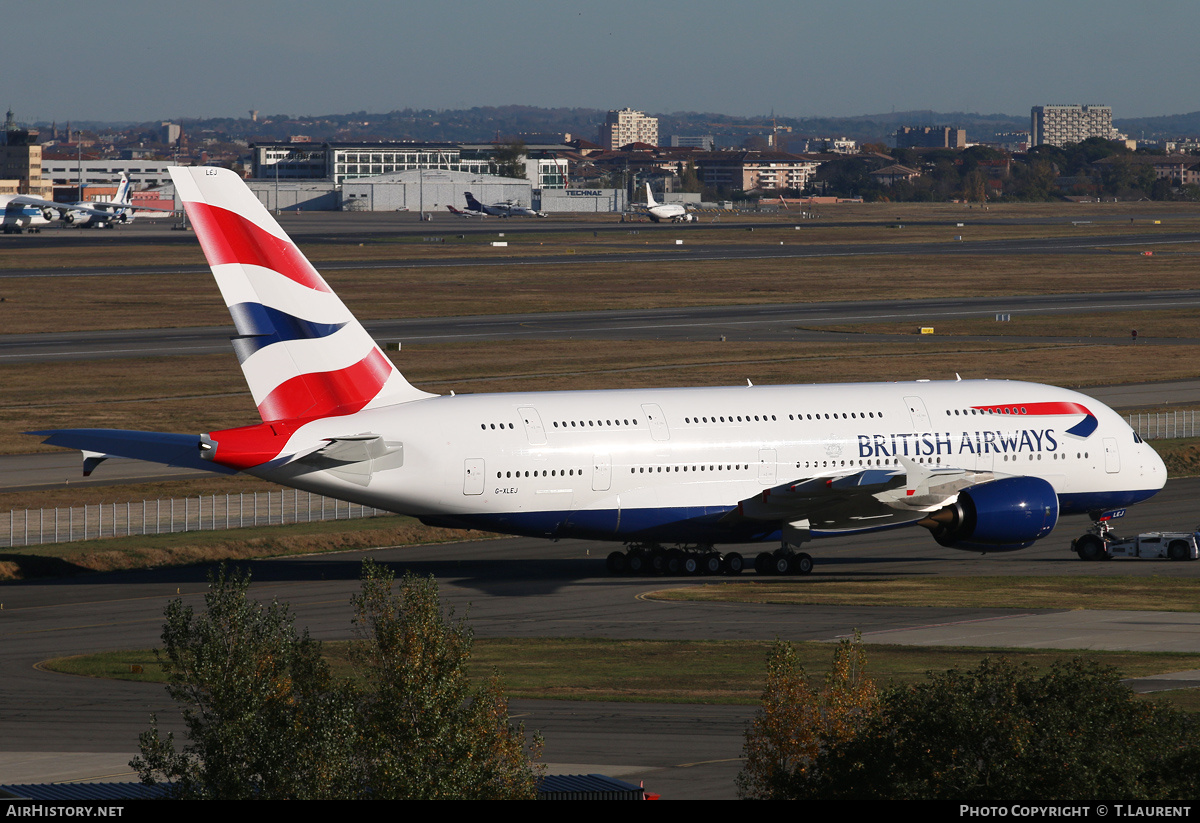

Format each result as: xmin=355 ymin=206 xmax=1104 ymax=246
xmin=62 ymin=211 xmax=77 ymax=224
xmin=918 ymin=476 xmax=1059 ymax=551
xmin=41 ymin=208 xmax=57 ymax=222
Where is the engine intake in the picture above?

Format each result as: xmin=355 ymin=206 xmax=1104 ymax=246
xmin=918 ymin=476 xmax=1059 ymax=551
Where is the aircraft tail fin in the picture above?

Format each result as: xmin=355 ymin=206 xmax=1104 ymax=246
xmin=464 ymin=191 xmax=484 ymax=211
xmin=114 ymin=173 xmax=134 ymax=222
xmin=169 ymin=166 xmax=434 ymax=424
xmin=644 ymin=182 xmax=659 ymax=207
xmin=115 ymin=173 xmax=131 ymax=204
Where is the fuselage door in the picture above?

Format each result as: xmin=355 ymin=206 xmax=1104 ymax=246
xmin=758 ymin=449 xmax=777 ymax=486
xmin=518 ymin=406 xmax=547 ymax=445
xmin=903 ymin=396 xmax=931 ymax=432
xmin=1104 ymin=437 xmax=1121 ymax=474
xmin=641 ymin=403 xmax=670 ymax=442
xmin=592 ymin=453 xmax=611 ymax=492
xmin=464 ymin=458 xmax=486 ymax=495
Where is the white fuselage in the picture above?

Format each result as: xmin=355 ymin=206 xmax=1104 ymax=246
xmin=250 ymin=379 xmax=1164 ymax=546
xmin=1 ymin=198 xmax=54 ymax=231
xmin=643 ymin=203 xmax=690 ymax=222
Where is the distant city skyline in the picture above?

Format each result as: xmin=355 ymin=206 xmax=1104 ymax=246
xmin=10 ymin=1 xmax=1200 ymax=124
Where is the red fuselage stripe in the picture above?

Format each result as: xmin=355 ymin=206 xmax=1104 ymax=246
xmin=970 ymin=401 xmax=1092 ymax=417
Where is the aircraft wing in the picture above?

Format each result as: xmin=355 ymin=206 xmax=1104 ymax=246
xmin=81 ymin=201 xmax=158 ymax=213
xmin=5 ymin=195 xmax=122 ymax=220
xmin=29 ymin=429 xmax=238 ymax=476
xmin=725 ymin=457 xmax=989 ymax=535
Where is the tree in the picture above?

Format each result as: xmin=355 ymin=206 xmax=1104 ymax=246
xmin=490 ymin=139 xmax=527 ymax=180
xmin=737 ymin=635 xmax=878 ymax=799
xmin=676 ymin=160 xmax=702 ymax=193
xmin=131 ymin=565 xmax=358 ymax=799
xmin=782 ymin=657 xmax=1200 ymax=801
xmin=350 ymin=560 xmax=543 ymax=799
xmin=132 ymin=562 xmax=542 ymax=799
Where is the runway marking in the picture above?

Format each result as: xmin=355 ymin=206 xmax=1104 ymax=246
xmin=0 ymin=345 xmax=226 ymax=360
xmin=391 ymin=299 xmax=1200 ymax=342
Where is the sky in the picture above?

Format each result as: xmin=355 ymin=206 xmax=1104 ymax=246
xmin=9 ymin=1 xmax=1200 ymax=125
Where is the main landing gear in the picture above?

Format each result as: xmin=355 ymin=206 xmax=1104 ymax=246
xmin=754 ymin=544 xmax=814 ymax=576
xmin=605 ymin=541 xmax=815 ymax=576
xmin=606 ymin=543 xmax=744 ymax=576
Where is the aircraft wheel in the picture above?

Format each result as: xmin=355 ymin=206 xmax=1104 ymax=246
xmin=1075 ymin=534 xmax=1106 ymax=561
xmin=793 ymin=552 xmax=814 ymax=575
xmin=1168 ymin=540 xmax=1191 ymax=561
xmin=606 ymin=551 xmax=627 ymax=574
xmin=650 ymin=549 xmax=668 ymax=575
xmin=682 ymin=554 xmax=700 ymax=575
xmin=754 ymin=552 xmax=772 ymax=575
xmin=627 ymin=550 xmax=646 ymax=574
xmin=723 ymin=552 xmax=744 ymax=575
xmin=771 ymin=554 xmax=791 ymax=575
xmin=666 ymin=549 xmax=684 ymax=575
xmin=701 ymin=552 xmax=723 ymax=575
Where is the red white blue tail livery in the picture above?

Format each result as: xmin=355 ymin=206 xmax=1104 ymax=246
xmin=173 ymin=166 xmax=432 ymax=422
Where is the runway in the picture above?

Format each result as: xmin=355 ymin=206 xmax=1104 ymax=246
xmin=2 ymin=477 xmax=1199 ymax=797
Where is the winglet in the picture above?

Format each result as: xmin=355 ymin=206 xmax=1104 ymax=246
xmin=896 ymin=455 xmax=931 ymax=498
xmin=81 ymin=450 xmax=108 ymax=477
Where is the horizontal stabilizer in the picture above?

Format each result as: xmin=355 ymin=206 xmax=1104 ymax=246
xmin=29 ymin=429 xmax=238 ymax=475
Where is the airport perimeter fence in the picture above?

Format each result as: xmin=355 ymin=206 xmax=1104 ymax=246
xmin=1126 ymin=410 xmax=1200 ymax=441
xmin=1 ymin=489 xmax=391 ymax=549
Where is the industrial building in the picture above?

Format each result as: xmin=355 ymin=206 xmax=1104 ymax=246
xmin=247 ymin=141 xmax=622 ymax=213
xmin=251 ymin=141 xmax=568 ymax=189
xmin=39 ymin=159 xmax=180 ymax=191
xmin=340 ymin=169 xmax=532 ymax=213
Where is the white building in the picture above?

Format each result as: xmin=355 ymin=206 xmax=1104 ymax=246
xmin=599 ymin=109 xmax=659 ymax=150
xmin=39 ymin=159 xmax=182 ymax=190
xmin=252 ymin=142 xmax=568 ymax=190
xmin=1031 ymin=105 xmax=1114 ymax=147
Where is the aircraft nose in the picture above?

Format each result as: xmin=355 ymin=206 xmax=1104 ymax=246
xmin=1146 ymin=443 xmax=1168 ymax=489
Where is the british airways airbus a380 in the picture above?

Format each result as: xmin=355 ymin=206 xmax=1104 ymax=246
xmin=33 ymin=167 xmax=1167 ymax=575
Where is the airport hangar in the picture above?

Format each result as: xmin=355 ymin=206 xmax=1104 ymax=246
xmin=246 ymin=141 xmax=626 ymax=214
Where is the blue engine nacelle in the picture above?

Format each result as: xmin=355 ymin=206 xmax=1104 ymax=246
xmin=922 ymin=476 xmax=1059 ymax=552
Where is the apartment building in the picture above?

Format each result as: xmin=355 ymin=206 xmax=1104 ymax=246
xmin=598 ymin=109 xmax=659 ymax=150
xmin=1031 ymin=105 xmax=1114 ymax=147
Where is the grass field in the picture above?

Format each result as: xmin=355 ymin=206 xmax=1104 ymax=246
xmin=0 ymin=515 xmax=483 ymax=581
xmin=648 ymin=576 xmax=1200 ymax=612
xmin=44 ymin=638 xmax=1200 ymax=710
xmin=0 ymin=247 xmax=1197 ymax=334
